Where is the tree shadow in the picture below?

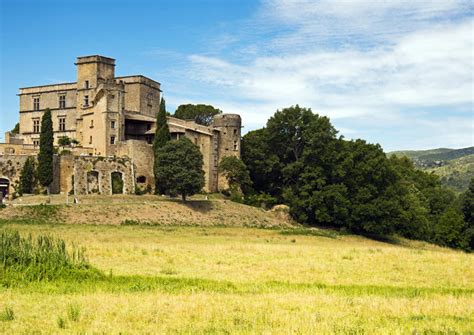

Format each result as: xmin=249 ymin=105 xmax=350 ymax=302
xmin=180 ymin=200 xmax=214 ymax=213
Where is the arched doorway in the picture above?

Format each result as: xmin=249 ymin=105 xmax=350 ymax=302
xmin=87 ymin=171 xmax=100 ymax=194
xmin=0 ymin=177 xmax=10 ymax=198
xmin=111 ymin=172 xmax=124 ymax=194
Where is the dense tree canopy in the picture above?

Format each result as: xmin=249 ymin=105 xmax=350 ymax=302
xmin=154 ymin=137 xmax=204 ymax=201
xmin=37 ymin=109 xmax=54 ymax=192
xmin=174 ymin=104 xmax=222 ymax=126
xmin=241 ymin=105 xmax=472 ymax=250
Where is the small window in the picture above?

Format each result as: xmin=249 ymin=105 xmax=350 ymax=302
xmin=59 ymin=95 xmax=66 ymax=109
xmin=146 ymin=124 xmax=151 ymax=131
xmin=110 ymin=136 xmax=116 ymax=145
xmin=33 ymin=119 xmax=40 ymax=133
xmin=84 ymin=80 xmax=89 ymax=89
xmin=59 ymin=117 xmax=66 ymax=131
xmin=89 ymin=136 xmax=92 ymax=144
xmin=233 ymin=140 xmax=238 ymax=151
xmin=33 ymin=97 xmax=40 ymax=111
xmin=90 ymin=120 xmax=94 ymax=128
xmin=136 ymin=176 xmax=146 ymax=183
xmin=33 ymin=140 xmax=39 ymax=147
xmin=84 ymin=95 xmax=89 ymax=107
xmin=111 ymin=120 xmax=116 ymax=129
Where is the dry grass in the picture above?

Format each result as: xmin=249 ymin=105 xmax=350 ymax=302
xmin=1 ymin=222 xmax=473 ymax=333
xmin=3 ymin=195 xmax=292 ymax=228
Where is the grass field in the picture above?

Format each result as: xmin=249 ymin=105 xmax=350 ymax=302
xmin=1 ymin=198 xmax=473 ymax=333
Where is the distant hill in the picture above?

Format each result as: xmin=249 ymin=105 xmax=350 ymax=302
xmin=389 ymin=148 xmax=453 ymax=160
xmin=388 ymin=146 xmax=474 ymax=193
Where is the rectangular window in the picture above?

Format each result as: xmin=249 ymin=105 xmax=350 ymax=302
xmin=233 ymin=140 xmax=238 ymax=151
xmin=33 ymin=119 xmax=40 ymax=133
xmin=84 ymin=95 xmax=89 ymax=107
xmin=233 ymin=129 xmax=237 ymax=136
xmin=110 ymin=136 xmax=116 ymax=145
xmin=59 ymin=95 xmax=66 ymax=109
xmin=33 ymin=140 xmax=39 ymax=147
xmin=90 ymin=120 xmax=94 ymax=128
xmin=84 ymin=80 xmax=89 ymax=89
xmin=59 ymin=117 xmax=66 ymax=131
xmin=89 ymin=136 xmax=92 ymax=144
xmin=33 ymin=97 xmax=40 ymax=111
xmin=111 ymin=120 xmax=116 ymax=129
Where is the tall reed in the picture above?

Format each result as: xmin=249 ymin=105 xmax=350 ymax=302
xmin=0 ymin=229 xmax=102 ymax=282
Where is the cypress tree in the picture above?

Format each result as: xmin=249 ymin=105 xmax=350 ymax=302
xmin=37 ymin=108 xmax=54 ymax=194
xmin=153 ymin=97 xmax=171 ymax=150
xmin=19 ymin=157 xmax=36 ymax=195
xmin=153 ymin=97 xmax=171 ymax=193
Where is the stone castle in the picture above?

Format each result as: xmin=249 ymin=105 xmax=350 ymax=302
xmin=0 ymin=55 xmax=241 ymax=197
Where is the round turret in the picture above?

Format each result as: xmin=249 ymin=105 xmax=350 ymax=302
xmin=212 ymin=114 xmax=242 ymax=191
xmin=212 ymin=114 xmax=241 ymax=128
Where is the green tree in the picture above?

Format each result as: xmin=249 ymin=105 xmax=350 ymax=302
xmin=153 ymin=97 xmax=171 ymax=193
xmin=218 ymin=156 xmax=252 ymax=194
xmin=58 ymin=136 xmax=71 ymax=148
xmin=241 ymin=128 xmax=281 ymax=198
xmin=18 ymin=157 xmax=36 ymax=195
xmin=174 ymin=104 xmax=222 ymax=126
xmin=11 ymin=123 xmax=19 ymax=134
xmin=37 ymin=108 xmax=54 ymax=194
xmin=154 ymin=137 xmax=204 ymax=201
xmin=433 ymin=207 xmax=468 ymax=249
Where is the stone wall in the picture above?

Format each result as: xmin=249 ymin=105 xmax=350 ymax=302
xmin=72 ymin=156 xmax=134 ymax=195
xmin=116 ymin=140 xmax=154 ymax=192
xmin=0 ymin=154 xmax=60 ymax=196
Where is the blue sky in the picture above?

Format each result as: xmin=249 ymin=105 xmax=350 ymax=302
xmin=0 ymin=0 xmax=473 ymax=151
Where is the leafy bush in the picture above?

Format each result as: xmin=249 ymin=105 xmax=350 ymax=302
xmin=0 ymin=229 xmax=102 ymax=282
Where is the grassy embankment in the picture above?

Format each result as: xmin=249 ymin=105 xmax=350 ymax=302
xmin=1 ymin=196 xmax=473 ymax=333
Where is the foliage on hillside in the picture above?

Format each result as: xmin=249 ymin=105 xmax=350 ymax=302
xmin=390 ymin=148 xmax=453 ymax=160
xmin=427 ymin=154 xmax=474 ymax=193
xmin=389 ymin=147 xmax=474 ymax=192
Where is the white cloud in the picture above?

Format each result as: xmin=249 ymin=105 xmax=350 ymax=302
xmin=162 ymin=0 xmax=473 ymax=150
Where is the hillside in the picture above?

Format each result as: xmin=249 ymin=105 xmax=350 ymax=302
xmin=1 ymin=194 xmax=294 ymax=228
xmin=389 ymin=146 xmax=474 ymax=192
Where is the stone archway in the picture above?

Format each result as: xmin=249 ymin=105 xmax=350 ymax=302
xmin=111 ymin=171 xmax=124 ymax=194
xmin=0 ymin=177 xmax=9 ymax=198
xmin=87 ymin=171 xmax=100 ymax=194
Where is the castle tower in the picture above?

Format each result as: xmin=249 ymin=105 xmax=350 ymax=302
xmin=212 ymin=114 xmax=242 ymax=191
xmin=75 ymin=56 xmax=123 ymax=156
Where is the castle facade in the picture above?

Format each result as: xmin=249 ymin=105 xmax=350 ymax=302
xmin=0 ymin=55 xmax=241 ymax=197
